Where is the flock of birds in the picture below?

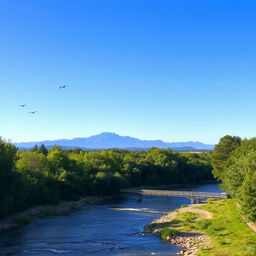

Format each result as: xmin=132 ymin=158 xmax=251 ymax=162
xmin=19 ymin=85 xmax=68 ymax=114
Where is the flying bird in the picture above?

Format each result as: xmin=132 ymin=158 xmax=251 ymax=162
xmin=29 ymin=111 xmax=37 ymax=114
xmin=59 ymin=85 xmax=68 ymax=89
xmin=19 ymin=104 xmax=27 ymax=107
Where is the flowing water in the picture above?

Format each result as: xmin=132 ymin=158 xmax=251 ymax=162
xmin=0 ymin=183 xmax=223 ymax=256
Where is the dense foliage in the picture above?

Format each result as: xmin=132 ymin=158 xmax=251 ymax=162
xmin=211 ymin=135 xmax=256 ymax=222
xmin=0 ymin=138 xmax=213 ymax=217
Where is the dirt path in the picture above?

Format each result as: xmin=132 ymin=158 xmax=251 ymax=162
xmin=151 ymin=204 xmax=212 ymax=225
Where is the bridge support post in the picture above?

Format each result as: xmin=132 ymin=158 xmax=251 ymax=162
xmin=137 ymin=194 xmax=142 ymax=202
xmin=191 ymin=198 xmax=195 ymax=204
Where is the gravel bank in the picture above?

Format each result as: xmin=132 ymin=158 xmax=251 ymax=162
xmin=144 ymin=204 xmax=212 ymax=256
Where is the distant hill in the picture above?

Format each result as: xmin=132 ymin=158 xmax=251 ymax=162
xmin=14 ymin=132 xmax=214 ymax=151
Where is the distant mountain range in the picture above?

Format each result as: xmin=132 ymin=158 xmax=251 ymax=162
xmin=14 ymin=132 xmax=214 ymax=151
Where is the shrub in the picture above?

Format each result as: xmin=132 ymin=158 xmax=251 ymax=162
xmin=15 ymin=215 xmax=31 ymax=225
xmin=160 ymin=228 xmax=180 ymax=240
xmin=37 ymin=207 xmax=55 ymax=218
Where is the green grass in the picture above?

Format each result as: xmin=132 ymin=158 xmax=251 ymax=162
xmin=160 ymin=228 xmax=180 ymax=240
xmin=196 ymin=199 xmax=256 ymax=256
xmin=206 ymin=198 xmax=217 ymax=204
xmin=165 ymin=199 xmax=256 ymax=256
xmin=168 ymin=211 xmax=198 ymax=230
xmin=148 ymin=221 xmax=178 ymax=229
xmin=36 ymin=207 xmax=55 ymax=218
xmin=14 ymin=215 xmax=32 ymax=225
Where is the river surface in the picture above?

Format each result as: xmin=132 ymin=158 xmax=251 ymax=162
xmin=0 ymin=183 xmax=223 ymax=256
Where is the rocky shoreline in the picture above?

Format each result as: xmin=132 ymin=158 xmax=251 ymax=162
xmin=0 ymin=196 xmax=110 ymax=232
xmin=168 ymin=232 xmax=210 ymax=256
xmin=144 ymin=204 xmax=212 ymax=256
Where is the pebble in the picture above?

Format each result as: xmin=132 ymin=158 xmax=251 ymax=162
xmin=166 ymin=232 xmax=211 ymax=256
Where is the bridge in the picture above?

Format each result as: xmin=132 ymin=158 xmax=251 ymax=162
xmin=120 ymin=188 xmax=228 ymax=204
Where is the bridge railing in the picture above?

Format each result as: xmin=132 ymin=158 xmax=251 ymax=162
xmin=120 ymin=189 xmax=227 ymax=199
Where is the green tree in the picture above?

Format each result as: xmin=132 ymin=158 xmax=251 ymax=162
xmin=237 ymin=151 xmax=256 ymax=222
xmin=16 ymin=151 xmax=58 ymax=204
xmin=108 ymin=172 xmax=129 ymax=194
xmin=221 ymin=139 xmax=256 ymax=196
xmin=31 ymin=144 xmax=39 ymax=152
xmin=145 ymin=148 xmax=178 ymax=185
xmin=38 ymin=144 xmax=48 ymax=155
xmin=0 ymin=138 xmax=26 ymax=216
xmin=92 ymin=172 xmax=111 ymax=195
xmin=47 ymin=146 xmax=70 ymax=177
xmin=211 ymin=135 xmax=241 ymax=180
xmin=0 ymin=136 xmax=215 ymax=217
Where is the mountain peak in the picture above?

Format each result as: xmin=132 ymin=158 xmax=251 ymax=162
xmin=99 ymin=132 xmax=119 ymax=136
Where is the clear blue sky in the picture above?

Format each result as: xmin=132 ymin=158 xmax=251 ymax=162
xmin=1 ymin=0 xmax=256 ymax=144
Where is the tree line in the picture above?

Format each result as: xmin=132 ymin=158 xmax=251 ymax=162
xmin=211 ymin=135 xmax=256 ymax=222
xmin=0 ymin=138 xmax=213 ymax=217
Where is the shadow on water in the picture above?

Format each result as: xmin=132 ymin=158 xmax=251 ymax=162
xmin=0 ymin=183 xmax=222 ymax=256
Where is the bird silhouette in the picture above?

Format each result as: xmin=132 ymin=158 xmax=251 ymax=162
xmin=59 ymin=85 xmax=68 ymax=89
xmin=29 ymin=111 xmax=37 ymax=114
xmin=19 ymin=104 xmax=27 ymax=107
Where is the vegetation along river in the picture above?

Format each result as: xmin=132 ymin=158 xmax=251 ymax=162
xmin=0 ymin=183 xmax=223 ymax=256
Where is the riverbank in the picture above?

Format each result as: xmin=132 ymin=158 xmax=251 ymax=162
xmin=145 ymin=199 xmax=256 ymax=256
xmin=0 ymin=196 xmax=110 ymax=232
xmin=144 ymin=204 xmax=212 ymax=256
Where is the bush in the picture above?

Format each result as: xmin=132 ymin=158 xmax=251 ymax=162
xmin=160 ymin=228 xmax=180 ymax=240
xmin=37 ymin=207 xmax=55 ymax=218
xmin=15 ymin=215 xmax=31 ymax=225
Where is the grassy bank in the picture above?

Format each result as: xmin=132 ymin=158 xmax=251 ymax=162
xmin=195 ymin=199 xmax=256 ymax=256
xmin=149 ymin=199 xmax=256 ymax=256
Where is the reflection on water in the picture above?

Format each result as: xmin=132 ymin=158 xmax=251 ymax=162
xmin=0 ymin=183 xmax=222 ymax=256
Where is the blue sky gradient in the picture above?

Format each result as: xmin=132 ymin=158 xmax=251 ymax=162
xmin=1 ymin=0 xmax=256 ymax=144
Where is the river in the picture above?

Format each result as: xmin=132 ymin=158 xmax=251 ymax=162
xmin=0 ymin=183 xmax=223 ymax=256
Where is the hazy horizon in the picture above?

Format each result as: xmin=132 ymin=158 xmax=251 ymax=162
xmin=12 ymin=131 xmax=215 ymax=144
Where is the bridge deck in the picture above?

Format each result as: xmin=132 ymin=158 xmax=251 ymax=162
xmin=121 ymin=189 xmax=227 ymax=199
